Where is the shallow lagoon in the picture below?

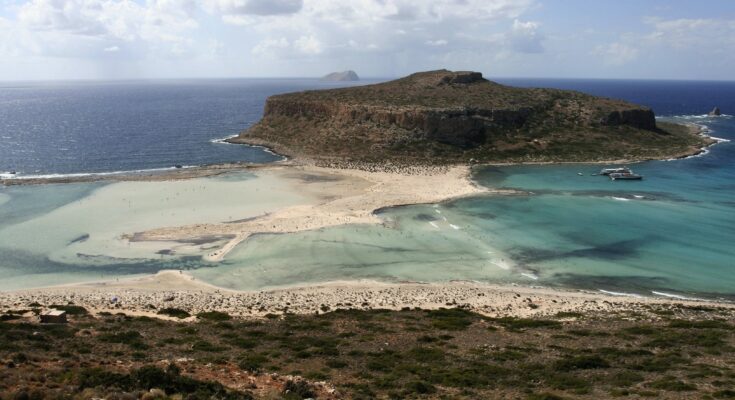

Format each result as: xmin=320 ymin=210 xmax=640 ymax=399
xmin=1 ymin=115 xmax=733 ymax=298
xmin=194 ymin=116 xmax=735 ymax=298
xmin=0 ymin=171 xmax=309 ymax=290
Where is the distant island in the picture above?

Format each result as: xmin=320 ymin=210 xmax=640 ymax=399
xmin=321 ymin=70 xmax=359 ymax=81
xmin=230 ymin=69 xmax=711 ymax=164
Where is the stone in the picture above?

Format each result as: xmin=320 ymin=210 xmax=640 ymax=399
xmin=708 ymin=107 xmax=721 ymax=116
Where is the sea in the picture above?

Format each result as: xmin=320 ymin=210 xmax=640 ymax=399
xmin=0 ymin=77 xmax=733 ymax=299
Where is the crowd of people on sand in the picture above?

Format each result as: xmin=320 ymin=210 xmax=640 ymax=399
xmin=313 ymin=158 xmax=451 ymax=175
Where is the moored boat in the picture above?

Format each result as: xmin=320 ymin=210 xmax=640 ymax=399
xmin=609 ymin=172 xmax=643 ymax=180
xmin=600 ymin=167 xmax=631 ymax=175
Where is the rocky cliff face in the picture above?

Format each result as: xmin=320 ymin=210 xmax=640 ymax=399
xmin=233 ymin=70 xmax=706 ymax=164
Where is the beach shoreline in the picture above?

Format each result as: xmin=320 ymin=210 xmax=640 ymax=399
xmin=1 ymin=121 xmax=729 ymax=316
xmin=2 ymin=270 xmax=733 ymax=321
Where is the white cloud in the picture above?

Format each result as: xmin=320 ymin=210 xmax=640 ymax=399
xmin=252 ymin=35 xmax=322 ymax=56
xmin=10 ymin=0 xmax=198 ymax=59
xmin=293 ymin=34 xmax=322 ymax=54
xmin=426 ymin=39 xmax=448 ymax=46
xmin=252 ymin=37 xmax=289 ymax=56
xmin=0 ymin=0 xmax=553 ymax=79
xmin=593 ymin=42 xmax=639 ymax=66
xmin=507 ymin=19 xmax=543 ymax=53
xmin=643 ymin=17 xmax=735 ymax=50
xmin=204 ymin=0 xmax=302 ymax=17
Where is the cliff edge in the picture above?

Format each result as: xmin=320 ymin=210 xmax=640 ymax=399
xmin=231 ymin=70 xmax=711 ymax=164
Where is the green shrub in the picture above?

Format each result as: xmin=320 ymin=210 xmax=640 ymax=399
xmin=668 ymin=320 xmax=731 ymax=330
xmin=192 ymin=340 xmax=227 ymax=352
xmin=238 ymin=353 xmax=269 ymax=372
xmin=98 ymin=330 xmax=146 ymax=349
xmin=492 ymin=317 xmax=561 ymax=331
xmin=647 ymin=376 xmax=696 ymax=391
xmin=527 ymin=393 xmax=566 ymax=400
xmin=158 ymin=308 xmax=191 ymax=319
xmin=554 ymin=355 xmax=609 ymax=371
xmin=197 ymin=311 xmax=232 ymax=321
xmin=425 ymin=308 xmax=477 ymax=331
xmin=405 ymin=380 xmax=436 ymax=394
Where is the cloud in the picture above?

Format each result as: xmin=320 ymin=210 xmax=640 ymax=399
xmin=252 ymin=34 xmax=322 ymax=56
xmin=293 ymin=34 xmax=322 ymax=54
xmin=642 ymin=17 xmax=735 ymax=50
xmin=589 ymin=17 xmax=735 ymax=70
xmin=507 ymin=19 xmax=543 ymax=53
xmin=593 ymin=42 xmax=639 ymax=66
xmin=426 ymin=39 xmax=448 ymax=46
xmin=252 ymin=37 xmax=289 ymax=55
xmin=11 ymin=0 xmax=198 ymax=58
xmin=235 ymin=0 xmax=540 ymax=71
xmin=204 ymin=0 xmax=303 ymax=17
xmin=103 ymin=45 xmax=119 ymax=52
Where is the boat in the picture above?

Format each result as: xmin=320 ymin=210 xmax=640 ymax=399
xmin=600 ymin=167 xmax=631 ymax=175
xmin=609 ymin=172 xmax=643 ymax=180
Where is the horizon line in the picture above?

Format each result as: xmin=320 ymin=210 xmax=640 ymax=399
xmin=1 ymin=75 xmax=734 ymax=84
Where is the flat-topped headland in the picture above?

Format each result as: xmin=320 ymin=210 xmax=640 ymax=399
xmin=229 ymin=69 xmax=712 ymax=165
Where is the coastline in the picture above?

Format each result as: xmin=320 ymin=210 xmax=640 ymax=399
xmin=1 ymin=121 xmax=731 ymax=316
xmin=1 ymin=120 xmax=715 ymax=187
xmin=2 ymin=270 xmax=733 ymax=320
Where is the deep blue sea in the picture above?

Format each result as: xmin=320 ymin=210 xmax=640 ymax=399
xmin=0 ymin=79 xmax=372 ymax=177
xmin=0 ymin=78 xmax=733 ymax=297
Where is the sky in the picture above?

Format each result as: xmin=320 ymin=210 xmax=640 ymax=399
xmin=0 ymin=0 xmax=734 ymax=81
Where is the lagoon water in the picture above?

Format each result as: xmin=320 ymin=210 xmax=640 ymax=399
xmin=1 ymin=79 xmax=734 ymax=298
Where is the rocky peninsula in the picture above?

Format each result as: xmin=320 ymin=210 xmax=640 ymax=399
xmin=229 ymin=69 xmax=711 ymax=165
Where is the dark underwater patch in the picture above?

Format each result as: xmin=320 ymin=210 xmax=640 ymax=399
xmin=510 ymin=237 xmax=654 ymax=265
xmin=69 ymin=234 xmax=90 ymax=244
xmin=0 ymin=246 xmax=211 ymax=277
xmin=414 ymin=213 xmax=439 ymax=222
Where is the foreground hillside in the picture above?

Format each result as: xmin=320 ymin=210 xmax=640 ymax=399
xmin=230 ymin=70 xmax=711 ymax=164
xmin=2 ymin=304 xmax=734 ymax=399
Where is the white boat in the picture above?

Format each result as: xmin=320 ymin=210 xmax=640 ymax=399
xmin=610 ymin=172 xmax=643 ymax=180
xmin=600 ymin=167 xmax=631 ymax=176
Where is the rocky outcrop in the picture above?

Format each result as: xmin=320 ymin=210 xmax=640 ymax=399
xmin=709 ymin=107 xmax=721 ymax=116
xmin=600 ymin=109 xmax=657 ymax=130
xmin=232 ymin=70 xmax=709 ymax=164
xmin=321 ymin=71 xmax=359 ymax=81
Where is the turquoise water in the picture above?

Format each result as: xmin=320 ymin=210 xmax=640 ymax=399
xmin=1 ymin=78 xmax=734 ymax=298
xmin=193 ymin=115 xmax=735 ymax=298
xmin=0 ymin=171 xmax=311 ymax=290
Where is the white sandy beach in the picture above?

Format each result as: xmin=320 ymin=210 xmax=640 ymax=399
xmin=2 ymin=270 xmax=733 ymax=321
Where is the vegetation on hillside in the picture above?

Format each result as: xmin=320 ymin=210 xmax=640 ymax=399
xmin=2 ymin=303 xmax=735 ymax=399
xmin=234 ymin=70 xmax=712 ymax=165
